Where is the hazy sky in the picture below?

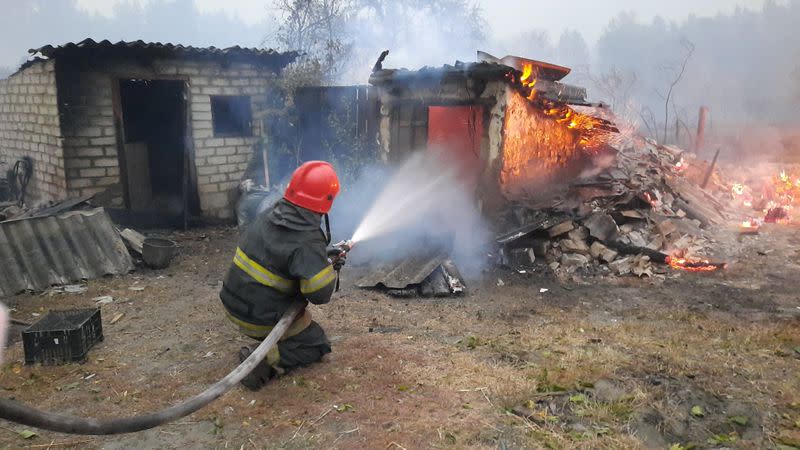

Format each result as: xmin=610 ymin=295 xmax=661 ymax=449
xmin=76 ymin=0 xmax=773 ymax=44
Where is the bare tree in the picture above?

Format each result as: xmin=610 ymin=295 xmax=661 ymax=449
xmin=639 ymin=106 xmax=658 ymax=141
xmin=588 ymin=67 xmax=638 ymax=111
xmin=274 ymin=0 xmax=354 ymax=84
xmin=659 ymin=39 xmax=694 ymax=143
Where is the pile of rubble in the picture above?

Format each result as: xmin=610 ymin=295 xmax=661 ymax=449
xmin=496 ymin=138 xmax=733 ymax=278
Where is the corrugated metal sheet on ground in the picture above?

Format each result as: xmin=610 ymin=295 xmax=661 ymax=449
xmin=0 ymin=208 xmax=133 ymax=298
xmin=355 ymin=252 xmax=448 ymax=290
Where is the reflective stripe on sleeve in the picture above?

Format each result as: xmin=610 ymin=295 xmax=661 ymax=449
xmin=233 ymin=247 xmax=296 ymax=293
xmin=300 ymin=265 xmax=336 ymax=294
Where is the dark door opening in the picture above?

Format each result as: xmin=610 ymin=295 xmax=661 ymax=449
xmin=118 ymin=79 xmax=187 ymax=218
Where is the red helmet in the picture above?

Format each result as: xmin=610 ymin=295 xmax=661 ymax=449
xmin=284 ymin=161 xmax=340 ymax=214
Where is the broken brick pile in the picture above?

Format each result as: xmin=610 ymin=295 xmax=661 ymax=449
xmin=495 ymin=138 xmax=733 ymax=278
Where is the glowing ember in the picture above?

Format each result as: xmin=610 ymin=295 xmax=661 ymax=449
xmin=642 ymin=191 xmax=660 ymax=210
xmin=739 ymin=218 xmax=760 ymax=234
xmin=665 ymin=255 xmax=725 ymax=272
xmin=764 ymin=205 xmax=790 ymax=223
xmin=674 ymin=157 xmax=687 ymax=172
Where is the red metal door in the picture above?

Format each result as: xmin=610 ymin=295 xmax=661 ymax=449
xmin=427 ymin=105 xmax=484 ymax=189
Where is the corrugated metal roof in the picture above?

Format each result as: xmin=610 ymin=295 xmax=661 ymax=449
xmin=22 ymin=38 xmax=298 ymax=70
xmin=356 ymin=252 xmax=448 ymax=290
xmin=0 ymin=208 xmax=134 ymax=298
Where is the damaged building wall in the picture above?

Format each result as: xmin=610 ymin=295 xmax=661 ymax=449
xmin=373 ymin=75 xmax=509 ymax=209
xmin=56 ymin=58 xmax=283 ymax=219
xmin=0 ymin=61 xmax=66 ymax=202
xmin=57 ymin=67 xmax=119 ymax=199
xmin=500 ymin=89 xmax=588 ymax=200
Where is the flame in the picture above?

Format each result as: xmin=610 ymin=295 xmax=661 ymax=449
xmin=643 ymin=191 xmax=659 ymax=210
xmin=675 ymin=157 xmax=687 ymax=172
xmin=519 ymin=63 xmax=538 ymax=100
xmin=731 ymin=183 xmax=744 ymax=196
xmin=739 ymin=217 xmax=760 ymax=233
xmin=665 ymin=255 xmax=724 ymax=272
xmin=741 ymin=218 xmax=758 ymax=227
xmin=499 ymin=64 xmax=617 ymax=198
xmin=500 ymin=91 xmax=582 ymax=197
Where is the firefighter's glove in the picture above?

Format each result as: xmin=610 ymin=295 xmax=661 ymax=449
xmin=327 ymin=248 xmax=347 ymax=271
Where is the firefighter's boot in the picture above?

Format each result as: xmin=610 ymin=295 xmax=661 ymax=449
xmin=238 ymin=345 xmax=276 ymax=391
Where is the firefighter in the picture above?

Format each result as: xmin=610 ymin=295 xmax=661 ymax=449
xmin=220 ymin=161 xmax=344 ymax=390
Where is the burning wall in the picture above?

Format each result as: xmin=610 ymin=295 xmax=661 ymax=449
xmin=500 ymin=89 xmax=586 ymax=199
xmin=368 ymin=59 xmax=618 ymax=212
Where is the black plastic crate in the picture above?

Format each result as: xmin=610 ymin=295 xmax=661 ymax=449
xmin=23 ymin=308 xmax=103 ymax=365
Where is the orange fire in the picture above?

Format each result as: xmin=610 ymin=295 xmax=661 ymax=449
xmin=510 ymin=63 xmax=608 ymax=143
xmin=500 ymin=91 xmax=582 ymax=197
xmin=499 ymin=63 xmax=617 ymax=198
xmin=665 ymin=255 xmax=725 ymax=272
xmin=519 ymin=63 xmax=537 ymax=100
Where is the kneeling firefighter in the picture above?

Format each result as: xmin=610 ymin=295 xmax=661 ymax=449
xmin=220 ymin=161 xmax=346 ymax=390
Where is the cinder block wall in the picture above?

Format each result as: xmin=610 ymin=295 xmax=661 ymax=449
xmin=57 ymin=59 xmax=282 ymax=219
xmin=0 ymin=60 xmax=66 ymax=203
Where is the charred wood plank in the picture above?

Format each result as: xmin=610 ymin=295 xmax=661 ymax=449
xmin=605 ymin=241 xmax=669 ymax=264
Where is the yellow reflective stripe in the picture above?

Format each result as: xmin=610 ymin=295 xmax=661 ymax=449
xmin=300 ymin=265 xmax=336 ymax=294
xmin=233 ymin=247 xmax=295 ymax=293
xmin=226 ymin=310 xmax=312 ymax=339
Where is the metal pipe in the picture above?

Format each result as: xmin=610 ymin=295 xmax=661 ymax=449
xmin=0 ymin=302 xmax=303 ymax=435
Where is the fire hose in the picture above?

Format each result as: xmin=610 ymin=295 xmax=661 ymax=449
xmin=0 ymin=302 xmax=304 ymax=435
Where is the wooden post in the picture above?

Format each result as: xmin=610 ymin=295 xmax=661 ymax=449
xmin=701 ymin=148 xmax=720 ymax=189
xmin=694 ymin=106 xmax=708 ymax=154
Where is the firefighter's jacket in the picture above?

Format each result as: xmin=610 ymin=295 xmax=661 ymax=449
xmin=220 ymin=199 xmax=336 ymax=330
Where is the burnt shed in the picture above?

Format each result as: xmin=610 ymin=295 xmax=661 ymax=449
xmin=368 ymin=54 xmax=616 ymax=211
xmin=0 ymin=39 xmax=297 ymax=220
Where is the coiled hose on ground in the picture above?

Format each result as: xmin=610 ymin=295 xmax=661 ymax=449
xmin=0 ymin=302 xmax=302 ymax=435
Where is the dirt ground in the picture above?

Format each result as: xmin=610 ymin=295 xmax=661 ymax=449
xmin=0 ymin=224 xmax=798 ymax=449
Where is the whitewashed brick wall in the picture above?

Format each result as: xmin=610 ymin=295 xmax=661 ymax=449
xmin=58 ymin=69 xmax=118 ymax=197
xmin=0 ymin=60 xmax=66 ymax=203
xmin=58 ymin=59 xmax=281 ymax=219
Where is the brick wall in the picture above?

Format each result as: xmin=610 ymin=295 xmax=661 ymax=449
xmin=0 ymin=61 xmax=66 ymax=203
xmin=57 ymin=59 xmax=281 ymax=219
xmin=57 ymin=69 xmax=118 ymax=198
xmin=185 ymin=63 xmax=279 ymax=219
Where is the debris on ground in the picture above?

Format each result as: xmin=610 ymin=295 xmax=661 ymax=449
xmin=494 ymin=139 xmax=738 ymax=279
xmin=356 ymin=251 xmax=466 ymax=297
xmin=119 ymin=228 xmax=146 ymax=255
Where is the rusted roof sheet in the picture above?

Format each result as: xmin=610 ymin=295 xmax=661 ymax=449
xmin=0 ymin=208 xmax=133 ymax=298
xmin=22 ymin=38 xmax=298 ymax=70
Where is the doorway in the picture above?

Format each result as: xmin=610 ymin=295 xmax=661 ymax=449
xmin=118 ymin=79 xmax=187 ymax=218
